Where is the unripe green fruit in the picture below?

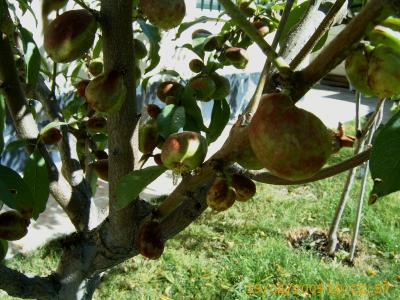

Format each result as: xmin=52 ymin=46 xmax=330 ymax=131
xmin=88 ymin=60 xmax=103 ymax=77
xmin=161 ymin=131 xmax=207 ymax=173
xmin=86 ymin=116 xmax=107 ymax=133
xmin=44 ymin=9 xmax=97 ymax=63
xmin=40 ymin=127 xmax=62 ymax=145
xmin=0 ymin=240 xmax=7 ymax=262
xmin=231 ymin=174 xmax=256 ymax=202
xmin=139 ymin=119 xmax=159 ymax=154
xmin=224 ymin=47 xmax=249 ymax=69
xmin=139 ymin=0 xmax=186 ymax=30
xmin=85 ymin=71 xmax=127 ymax=114
xmin=192 ymin=29 xmax=211 ymax=40
xmin=368 ymin=44 xmax=400 ymax=98
xmin=0 ymin=211 xmax=29 ymax=241
xmin=345 ymin=44 xmax=374 ymax=96
xmin=189 ymin=59 xmax=204 ymax=73
xmin=133 ymin=39 xmax=148 ymax=59
xmin=207 ymin=177 xmax=236 ymax=212
xmin=249 ymin=93 xmax=333 ymax=181
xmin=210 ymin=72 xmax=230 ymax=100
xmin=156 ymin=81 xmax=183 ymax=103
xmin=137 ymin=221 xmax=164 ymax=259
xmin=90 ymin=159 xmax=108 ymax=181
xmin=188 ymin=75 xmax=216 ymax=101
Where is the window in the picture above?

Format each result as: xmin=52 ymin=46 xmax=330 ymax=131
xmin=196 ymin=0 xmax=222 ymax=11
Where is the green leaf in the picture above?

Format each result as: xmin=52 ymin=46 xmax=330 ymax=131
xmin=0 ymin=239 xmax=8 ymax=261
xmin=279 ymin=1 xmax=310 ymax=46
xmin=181 ymin=87 xmax=207 ymax=132
xmin=0 ymin=165 xmax=34 ymax=214
xmin=139 ymin=20 xmax=161 ymax=73
xmin=369 ymin=111 xmax=400 ymax=200
xmin=5 ymin=139 xmax=29 ymax=152
xmin=24 ymin=42 xmax=41 ymax=87
xmin=92 ymin=37 xmax=103 ymax=59
xmin=156 ymin=105 xmax=186 ymax=138
xmin=207 ymin=99 xmax=230 ymax=144
xmin=0 ymin=180 xmax=14 ymax=207
xmin=115 ymin=166 xmax=166 ymax=210
xmin=0 ymin=94 xmax=5 ymax=154
xmin=23 ymin=150 xmax=50 ymax=220
xmin=175 ymin=16 xmax=219 ymax=40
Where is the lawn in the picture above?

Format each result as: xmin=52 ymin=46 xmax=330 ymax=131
xmin=2 ymin=143 xmax=400 ymax=300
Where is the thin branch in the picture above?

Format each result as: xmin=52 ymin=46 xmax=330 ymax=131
xmin=0 ymin=264 xmax=58 ymax=299
xmin=290 ymin=0 xmax=347 ymax=70
xmin=292 ymin=0 xmax=395 ymax=100
xmin=355 ymin=91 xmax=361 ymax=137
xmin=242 ymin=148 xmax=371 ymax=185
xmin=359 ymin=97 xmax=385 ymax=138
xmin=218 ymin=0 xmax=292 ymax=77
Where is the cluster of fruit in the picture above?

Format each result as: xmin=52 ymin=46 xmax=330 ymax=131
xmin=345 ymin=16 xmax=400 ymax=98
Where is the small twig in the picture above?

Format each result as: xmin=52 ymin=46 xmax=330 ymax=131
xmin=218 ymin=0 xmax=292 ymax=77
xmin=359 ymin=97 xmax=385 ymax=138
xmin=51 ymin=62 xmax=57 ymax=100
xmin=290 ymin=0 xmax=347 ymax=70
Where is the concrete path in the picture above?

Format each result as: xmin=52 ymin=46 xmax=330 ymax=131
xmin=6 ymin=85 xmax=392 ymax=258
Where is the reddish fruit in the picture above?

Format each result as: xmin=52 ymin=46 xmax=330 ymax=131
xmin=137 ymin=221 xmax=164 ymax=259
xmin=189 ymin=59 xmax=204 ymax=73
xmin=139 ymin=0 xmax=185 ymax=30
xmin=76 ymin=79 xmax=90 ymax=97
xmin=88 ymin=60 xmax=103 ymax=77
xmin=248 ymin=93 xmax=333 ymax=181
xmin=161 ymin=131 xmax=208 ymax=173
xmin=44 ymin=9 xmax=97 ymax=63
xmin=147 ymin=104 xmax=162 ymax=119
xmin=139 ymin=119 xmax=159 ymax=154
xmin=253 ymin=19 xmax=270 ymax=36
xmin=90 ymin=159 xmax=108 ymax=181
xmin=231 ymin=174 xmax=256 ymax=202
xmin=188 ymin=75 xmax=216 ymax=101
xmin=368 ymin=44 xmax=400 ymax=97
xmin=207 ymin=177 xmax=236 ymax=212
xmin=40 ymin=127 xmax=62 ymax=145
xmin=210 ymin=72 xmax=230 ymax=100
xmin=85 ymin=71 xmax=127 ymax=114
xmin=86 ymin=116 xmax=107 ymax=133
xmin=133 ymin=38 xmax=148 ymax=59
xmin=0 ymin=211 xmax=30 ymax=241
xmin=236 ymin=139 xmax=264 ymax=170
xmin=224 ymin=47 xmax=249 ymax=69
xmin=156 ymin=81 xmax=183 ymax=103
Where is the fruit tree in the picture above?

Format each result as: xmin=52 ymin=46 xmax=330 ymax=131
xmin=1 ymin=0 xmax=400 ymax=298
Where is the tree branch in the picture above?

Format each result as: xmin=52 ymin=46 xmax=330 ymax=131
xmin=292 ymin=0 xmax=397 ymax=100
xmin=0 ymin=264 xmax=58 ymax=299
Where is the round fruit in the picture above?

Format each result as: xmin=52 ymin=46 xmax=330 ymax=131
xmin=156 ymin=81 xmax=183 ymax=103
xmin=224 ymin=47 xmax=249 ymax=69
xmin=188 ymin=75 xmax=216 ymax=101
xmin=139 ymin=0 xmax=185 ymax=30
xmin=203 ymin=35 xmax=224 ymax=51
xmin=88 ymin=60 xmax=103 ymax=77
xmin=147 ymin=104 xmax=162 ymax=119
xmin=86 ymin=116 xmax=107 ymax=133
xmin=0 ymin=211 xmax=30 ymax=241
xmin=137 ymin=221 xmax=164 ymax=259
xmin=90 ymin=159 xmax=108 ymax=181
xmin=235 ymin=141 xmax=264 ymax=170
xmin=368 ymin=44 xmax=400 ymax=97
xmin=40 ymin=127 xmax=62 ymax=145
xmin=85 ymin=70 xmax=127 ymax=114
xmin=44 ymin=9 xmax=97 ymax=63
xmin=161 ymin=131 xmax=207 ymax=173
xmin=345 ymin=44 xmax=374 ymax=96
xmin=139 ymin=119 xmax=159 ymax=154
xmin=189 ymin=59 xmax=204 ymax=73
xmin=133 ymin=38 xmax=148 ymax=59
xmin=248 ymin=93 xmax=333 ymax=181
xmin=210 ymin=72 xmax=230 ymax=100
xmin=207 ymin=177 xmax=236 ymax=212
xmin=231 ymin=174 xmax=256 ymax=202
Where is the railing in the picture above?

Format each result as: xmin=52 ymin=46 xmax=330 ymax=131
xmin=196 ymin=0 xmax=263 ymax=11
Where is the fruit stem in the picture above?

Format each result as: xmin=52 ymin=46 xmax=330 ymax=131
xmin=218 ymin=0 xmax=292 ymax=78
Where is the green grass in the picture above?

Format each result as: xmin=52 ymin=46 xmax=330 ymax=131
xmin=2 ymin=146 xmax=400 ymax=299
